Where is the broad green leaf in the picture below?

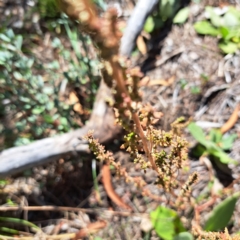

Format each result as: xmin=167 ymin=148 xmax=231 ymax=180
xmin=173 ymin=7 xmax=189 ymax=24
xmin=187 ymin=122 xmax=207 ymax=146
xmin=220 ymin=134 xmax=237 ymax=150
xmin=223 ymin=11 xmax=240 ymax=27
xmin=194 ymin=21 xmax=220 ymax=36
xmin=204 ymin=192 xmax=240 ymax=231
xmin=188 ymin=123 xmax=236 ymax=164
xmin=150 ymin=206 xmax=185 ymax=240
xmin=205 ymin=6 xmax=223 ymax=27
xmin=144 ymin=16 xmax=155 ymax=33
xmin=223 ymin=7 xmax=240 ymax=27
xmin=218 ymin=41 xmax=238 ymax=53
xmin=174 ymin=232 xmax=194 ymax=240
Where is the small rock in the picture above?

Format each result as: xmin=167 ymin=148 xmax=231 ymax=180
xmin=140 ymin=217 xmax=153 ymax=232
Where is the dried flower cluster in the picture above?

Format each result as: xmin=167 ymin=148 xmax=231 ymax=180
xmin=57 ymin=0 xmax=198 ymax=195
xmin=193 ymin=227 xmax=240 ymax=240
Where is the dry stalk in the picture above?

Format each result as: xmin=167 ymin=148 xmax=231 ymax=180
xmin=57 ymin=0 xmax=196 ymax=197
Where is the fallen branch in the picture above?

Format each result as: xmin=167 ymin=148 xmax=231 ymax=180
xmin=120 ymin=0 xmax=158 ymax=57
xmin=0 ymin=82 xmax=120 ymax=177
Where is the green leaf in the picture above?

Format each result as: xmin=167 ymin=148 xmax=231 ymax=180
xmin=5 ymin=28 xmax=15 ymax=39
xmin=144 ymin=16 xmax=155 ymax=33
xmin=205 ymin=6 xmax=223 ymax=27
xmin=223 ymin=10 xmax=240 ymax=28
xmin=32 ymin=106 xmax=45 ymax=114
xmin=43 ymin=114 xmax=54 ymax=124
xmin=220 ymin=134 xmax=237 ymax=150
xmin=0 ymin=217 xmax=40 ymax=231
xmin=209 ymin=129 xmax=222 ymax=143
xmin=15 ymin=35 xmax=23 ymax=50
xmin=204 ymin=192 xmax=240 ymax=231
xmin=188 ymin=123 xmax=236 ymax=164
xmin=13 ymin=71 xmax=23 ymax=80
xmin=194 ymin=21 xmax=220 ymax=36
xmin=150 ymin=206 xmax=185 ymax=240
xmin=187 ymin=122 xmax=207 ymax=146
xmin=218 ymin=41 xmax=238 ymax=53
xmin=173 ymin=7 xmax=189 ymax=24
xmin=0 ymin=33 xmax=11 ymax=42
xmin=219 ymin=27 xmax=230 ymax=39
xmin=160 ymin=0 xmax=180 ymax=21
xmin=208 ymin=148 xmax=236 ymax=164
xmin=174 ymin=232 xmax=194 ymax=240
xmin=190 ymin=86 xmax=201 ymax=94
xmin=14 ymin=137 xmax=32 ymax=146
xmin=0 ymin=227 xmax=19 ymax=234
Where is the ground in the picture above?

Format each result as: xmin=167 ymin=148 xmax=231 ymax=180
xmin=1 ymin=0 xmax=240 ymax=239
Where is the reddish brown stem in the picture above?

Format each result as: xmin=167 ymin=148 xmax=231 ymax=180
xmin=102 ymin=164 xmax=132 ymax=211
xmin=109 ymin=58 xmax=158 ymax=172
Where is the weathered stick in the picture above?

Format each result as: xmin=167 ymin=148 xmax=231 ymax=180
xmin=0 ymin=0 xmax=157 ymax=177
xmin=0 ymin=82 xmax=120 ymax=177
xmin=120 ymin=0 xmax=158 ymax=57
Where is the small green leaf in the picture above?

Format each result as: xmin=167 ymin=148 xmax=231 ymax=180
xmin=174 ymin=232 xmax=194 ymax=240
xmin=0 ymin=34 xmax=11 ymax=42
xmin=32 ymin=106 xmax=45 ymax=114
xmin=43 ymin=114 xmax=54 ymax=124
xmin=13 ymin=71 xmax=23 ymax=80
xmin=194 ymin=21 xmax=220 ymax=36
xmin=190 ymin=86 xmax=201 ymax=94
xmin=188 ymin=123 xmax=236 ymax=164
xmin=15 ymin=35 xmax=23 ymax=50
xmin=220 ymin=134 xmax=237 ymax=150
xmin=219 ymin=27 xmax=230 ymax=39
xmin=218 ymin=41 xmax=238 ymax=53
xmin=144 ymin=16 xmax=155 ymax=33
xmin=209 ymin=129 xmax=222 ymax=143
xmin=173 ymin=7 xmax=189 ymax=24
xmin=150 ymin=206 xmax=185 ymax=240
xmin=205 ymin=6 xmax=223 ymax=27
xmin=204 ymin=192 xmax=240 ymax=231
